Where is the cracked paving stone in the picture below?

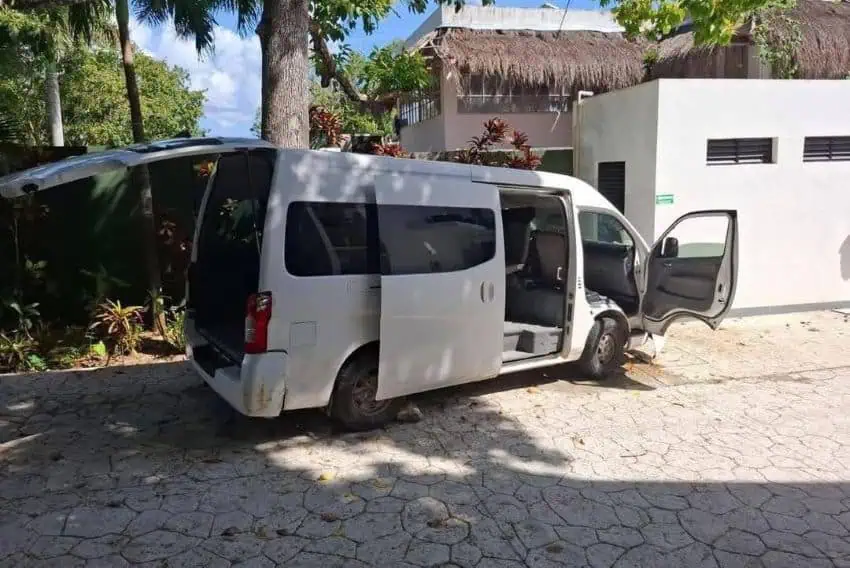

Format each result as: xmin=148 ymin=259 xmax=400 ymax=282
xmin=355 ymin=531 xmax=412 ymax=565
xmin=285 ymin=552 xmax=345 ymax=568
xmin=303 ymin=486 xmax=365 ymax=520
xmin=254 ymin=507 xmax=308 ymax=536
xmin=29 ymin=535 xmax=80 ymax=559
xmin=165 ymin=547 xmax=231 ymax=567
xmin=418 ymin=516 xmax=470 ymax=544
xmin=71 ymin=534 xmax=128 ymax=559
xmin=804 ymin=511 xmax=848 ymax=536
xmin=542 ymin=487 xmax=619 ymax=529
xmin=804 ymin=530 xmax=850 ymax=558
xmin=467 ymin=517 xmax=521 ymax=560
xmin=405 ymin=540 xmax=450 ymax=567
xmin=125 ymin=509 xmax=171 ymax=537
xmin=728 ymin=486 xmax=772 ymax=509
xmin=484 ymin=494 xmax=528 ymax=523
xmin=526 ymin=541 xmax=586 ymax=568
xmin=764 ymin=512 xmax=809 ymax=535
xmin=760 ymin=550 xmax=834 ymax=568
xmin=121 ymin=529 xmax=201 ymax=563
xmin=391 ymin=480 xmax=430 ymax=500
xmin=402 ymin=497 xmax=449 ymax=533
xmin=27 ymin=513 xmax=68 ymax=537
xmin=63 ymin=507 xmax=135 ymax=538
xmin=599 ymin=526 xmax=644 ymax=548
xmin=714 ymin=529 xmax=766 ymax=556
xmin=86 ymin=554 xmax=130 ymax=567
xmin=723 ymin=509 xmax=770 ymax=535
xmin=201 ymin=535 xmax=266 ymax=561
xmin=614 ymin=505 xmax=651 ymax=529
xmin=213 ymin=510 xmax=255 ymax=536
xmin=342 ymin=512 xmax=402 ymax=542
xmin=760 ymin=530 xmax=824 ymax=558
xmin=451 ymin=541 xmax=483 ymax=567
xmin=304 ymin=535 xmax=357 ymax=558
xmin=429 ymin=481 xmax=480 ymax=505
xmin=762 ymin=496 xmax=807 ymax=517
xmin=512 ymin=519 xmax=559 ymax=549
xmin=679 ymin=508 xmax=729 ymax=543
xmin=587 ymin=543 xmax=626 ymax=568
xmin=262 ymin=535 xmax=309 ymax=563
xmin=164 ymin=511 xmax=214 ymax=538
xmin=555 ymin=526 xmax=598 ymax=547
xmin=687 ymin=489 xmax=741 ymax=516
xmin=296 ymin=513 xmax=342 ymax=539
xmin=640 ymin=523 xmax=694 ymax=551
xmin=367 ymin=496 xmax=406 ymax=514
xmin=350 ymin=478 xmax=395 ymax=501
xmin=162 ymin=493 xmax=201 ymax=514
xmin=713 ymin=550 xmax=762 ymax=568
xmin=476 ymin=559 xmax=526 ymax=568
xmin=233 ymin=556 xmax=275 ymax=568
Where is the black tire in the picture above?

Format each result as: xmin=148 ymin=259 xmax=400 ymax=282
xmin=330 ymin=349 xmax=404 ymax=431
xmin=579 ymin=317 xmax=626 ymax=380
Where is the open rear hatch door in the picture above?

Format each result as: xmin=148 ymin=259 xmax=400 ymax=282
xmin=0 ymin=137 xmax=274 ymax=198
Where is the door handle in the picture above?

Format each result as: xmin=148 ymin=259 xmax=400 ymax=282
xmin=480 ymin=281 xmax=495 ymax=303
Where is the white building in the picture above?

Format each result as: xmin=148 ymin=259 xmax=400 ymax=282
xmin=398 ymin=5 xmax=644 ymax=152
xmin=575 ymin=79 xmax=850 ymax=315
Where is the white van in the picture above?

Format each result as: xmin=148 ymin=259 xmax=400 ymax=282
xmin=0 ymin=138 xmax=738 ymax=430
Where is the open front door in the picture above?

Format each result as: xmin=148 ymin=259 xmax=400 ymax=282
xmin=640 ymin=210 xmax=738 ymax=335
xmin=375 ymin=174 xmax=505 ymax=400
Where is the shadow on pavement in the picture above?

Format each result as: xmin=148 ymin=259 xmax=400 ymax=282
xmin=0 ymin=360 xmax=847 ymax=567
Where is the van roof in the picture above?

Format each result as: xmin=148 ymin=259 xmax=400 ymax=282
xmin=285 ymin=147 xmax=613 ymax=209
xmin=0 ymin=136 xmax=610 ymax=209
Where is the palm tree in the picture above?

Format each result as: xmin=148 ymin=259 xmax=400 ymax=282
xmin=0 ymin=2 xmax=113 ymax=145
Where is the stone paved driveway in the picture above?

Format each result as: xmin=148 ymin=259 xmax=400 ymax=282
xmin=1 ymin=312 xmax=850 ymax=567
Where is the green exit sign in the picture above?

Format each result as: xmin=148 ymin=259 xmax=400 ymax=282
xmin=656 ymin=194 xmax=674 ymax=205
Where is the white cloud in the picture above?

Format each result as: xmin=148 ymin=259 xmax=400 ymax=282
xmin=130 ymin=19 xmax=261 ymax=136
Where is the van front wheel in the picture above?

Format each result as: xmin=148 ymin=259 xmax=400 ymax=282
xmin=330 ymin=351 xmax=404 ymax=431
xmin=579 ymin=317 xmax=625 ymax=380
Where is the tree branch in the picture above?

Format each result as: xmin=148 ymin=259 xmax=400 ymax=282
xmin=309 ymin=23 xmax=365 ymax=105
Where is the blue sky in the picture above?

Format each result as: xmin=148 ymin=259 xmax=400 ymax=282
xmin=132 ymin=0 xmax=600 ymax=137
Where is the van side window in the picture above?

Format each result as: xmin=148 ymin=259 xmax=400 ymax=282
xmin=578 ymin=211 xmax=633 ymax=247
xmin=285 ymin=202 xmax=380 ymax=277
xmin=284 ymin=202 xmax=496 ymax=277
xmin=379 ymin=205 xmax=495 ymax=275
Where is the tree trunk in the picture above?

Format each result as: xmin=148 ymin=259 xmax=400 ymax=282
xmin=258 ymin=0 xmax=310 ymax=148
xmin=45 ymin=60 xmax=64 ymax=147
xmin=116 ymin=0 xmax=166 ymax=337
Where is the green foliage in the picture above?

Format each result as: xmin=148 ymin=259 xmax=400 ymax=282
xmin=361 ymin=43 xmax=431 ymax=97
xmin=0 ymin=332 xmax=46 ymax=372
xmin=601 ymin=0 xmax=795 ymax=45
xmin=0 ymin=299 xmax=42 ymax=338
xmin=89 ymin=299 xmax=145 ymax=355
xmin=164 ymin=305 xmax=186 ymax=351
xmin=753 ymin=7 xmax=801 ymax=79
xmin=0 ymin=44 xmax=205 ymax=146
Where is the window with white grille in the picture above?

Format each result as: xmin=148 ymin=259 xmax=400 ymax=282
xmin=706 ymin=138 xmax=774 ymax=165
xmin=457 ymin=74 xmax=569 ymax=114
xmin=803 ymin=136 xmax=850 ymax=162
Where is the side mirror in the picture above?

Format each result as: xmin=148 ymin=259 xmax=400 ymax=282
xmin=661 ymin=236 xmax=679 ymax=258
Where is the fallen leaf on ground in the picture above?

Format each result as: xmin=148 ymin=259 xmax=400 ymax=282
xmin=526 ymin=387 xmax=540 ymax=394
xmin=320 ymin=512 xmax=340 ymax=522
xmin=317 ymin=472 xmax=334 ymax=482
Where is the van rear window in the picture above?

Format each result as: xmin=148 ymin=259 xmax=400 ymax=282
xmin=284 ymin=201 xmax=496 ymax=277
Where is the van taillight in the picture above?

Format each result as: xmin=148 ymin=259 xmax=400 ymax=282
xmin=244 ymin=292 xmax=272 ymax=354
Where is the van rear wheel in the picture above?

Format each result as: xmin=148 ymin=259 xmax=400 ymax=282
xmin=330 ymin=351 xmax=404 ymax=431
xmin=579 ymin=317 xmax=626 ymax=380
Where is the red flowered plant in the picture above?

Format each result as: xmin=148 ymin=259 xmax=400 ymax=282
xmin=309 ymin=105 xmax=342 ymax=148
xmin=455 ymin=118 xmax=541 ymax=170
xmin=372 ymin=142 xmax=409 ymax=158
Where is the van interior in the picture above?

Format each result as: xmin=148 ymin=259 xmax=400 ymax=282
xmin=500 ymin=192 xmax=568 ymax=363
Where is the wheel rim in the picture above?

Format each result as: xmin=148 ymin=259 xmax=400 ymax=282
xmin=351 ymin=373 xmax=391 ymax=417
xmin=596 ymin=332 xmax=616 ymax=365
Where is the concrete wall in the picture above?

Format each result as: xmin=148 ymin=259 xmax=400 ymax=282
xmin=576 ymin=79 xmax=850 ymax=314
xmin=575 ymin=82 xmax=660 ymax=241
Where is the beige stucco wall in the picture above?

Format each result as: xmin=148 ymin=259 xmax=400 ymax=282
xmin=400 ymin=69 xmax=573 ymax=152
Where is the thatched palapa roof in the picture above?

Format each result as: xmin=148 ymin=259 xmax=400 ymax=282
xmin=652 ymin=0 xmax=850 ymax=79
xmin=423 ymin=28 xmax=648 ymax=94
